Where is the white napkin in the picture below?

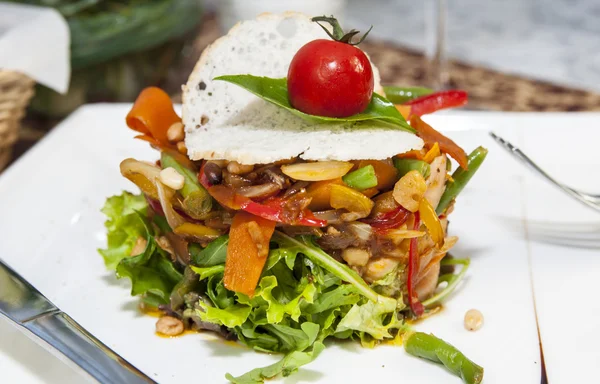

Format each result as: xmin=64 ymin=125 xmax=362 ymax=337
xmin=0 ymin=3 xmax=70 ymax=93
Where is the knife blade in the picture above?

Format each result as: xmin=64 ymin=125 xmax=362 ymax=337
xmin=0 ymin=258 xmax=155 ymax=384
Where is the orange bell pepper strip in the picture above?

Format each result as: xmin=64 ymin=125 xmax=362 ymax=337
xmin=224 ymin=212 xmax=276 ymax=296
xmin=306 ymin=178 xmax=344 ymax=211
xmin=357 ymin=160 xmax=399 ymax=191
xmin=126 ymin=87 xmax=181 ymax=146
xmin=410 ymin=116 xmax=468 ymax=170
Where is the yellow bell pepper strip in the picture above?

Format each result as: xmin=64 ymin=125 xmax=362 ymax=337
xmin=418 ymin=198 xmax=444 ymax=248
xmin=224 ymin=212 xmax=276 ymax=296
xmin=306 ymin=178 xmax=344 ymax=211
xmin=126 ymin=87 xmax=181 ymax=147
xmin=173 ymin=223 xmax=221 ymax=240
xmin=329 ymin=184 xmax=374 ymax=219
xmin=423 ymin=142 xmax=441 ymax=163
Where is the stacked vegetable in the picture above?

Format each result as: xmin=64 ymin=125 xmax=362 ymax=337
xmin=100 ymin=16 xmax=486 ymax=384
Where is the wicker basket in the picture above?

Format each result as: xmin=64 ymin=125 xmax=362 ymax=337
xmin=0 ymin=71 xmax=35 ymax=171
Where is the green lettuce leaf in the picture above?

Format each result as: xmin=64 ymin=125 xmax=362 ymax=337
xmin=214 ymin=75 xmax=414 ymax=132
xmin=197 ymin=302 xmax=252 ymax=328
xmin=336 ymin=296 xmax=404 ymax=340
xmin=237 ymin=276 xmax=317 ymax=323
xmin=115 ymin=213 xmax=182 ymax=305
xmin=98 ymin=192 xmax=148 ymax=270
xmin=225 ymin=341 xmax=325 ymax=384
xmin=99 ymin=192 xmax=182 ymax=306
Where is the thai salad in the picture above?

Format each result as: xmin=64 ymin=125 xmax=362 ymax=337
xmin=99 ymin=14 xmax=487 ymax=383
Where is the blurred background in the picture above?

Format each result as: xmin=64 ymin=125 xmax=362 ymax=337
xmin=2 ymin=0 xmax=600 ymax=170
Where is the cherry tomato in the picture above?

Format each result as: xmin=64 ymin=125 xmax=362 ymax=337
xmin=287 ymin=39 xmax=374 ymax=118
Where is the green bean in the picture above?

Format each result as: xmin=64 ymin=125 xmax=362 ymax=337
xmin=404 ymin=332 xmax=484 ymax=384
xmin=436 ymin=146 xmax=488 ymax=215
xmin=160 ymin=152 xmax=212 ymax=218
xmin=383 ymin=86 xmax=434 ymax=104
xmin=342 ymin=165 xmax=378 ymax=190
xmin=393 ymin=158 xmax=430 ymax=179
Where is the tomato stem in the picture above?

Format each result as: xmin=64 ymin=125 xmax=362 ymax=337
xmin=311 ymin=16 xmax=372 ymax=46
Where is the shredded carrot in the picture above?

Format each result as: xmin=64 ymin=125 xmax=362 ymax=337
xmin=224 ymin=212 xmax=276 ymax=297
xmin=126 ymin=87 xmax=181 ymax=146
xmin=410 ymin=116 xmax=468 ymax=170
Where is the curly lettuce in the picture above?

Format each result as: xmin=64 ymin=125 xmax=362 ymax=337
xmin=99 ymin=192 xmax=182 ymax=306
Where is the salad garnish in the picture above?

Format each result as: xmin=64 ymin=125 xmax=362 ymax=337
xmin=99 ymin=13 xmax=488 ymax=384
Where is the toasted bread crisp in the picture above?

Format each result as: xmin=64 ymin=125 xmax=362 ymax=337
xmin=183 ymin=12 xmax=423 ymax=165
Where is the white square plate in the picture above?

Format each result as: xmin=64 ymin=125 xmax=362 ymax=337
xmin=1 ymin=106 xmax=599 ymax=383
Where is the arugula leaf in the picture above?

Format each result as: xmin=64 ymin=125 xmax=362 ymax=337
xmin=225 ymin=342 xmax=325 ymax=384
xmin=190 ymin=235 xmax=228 ymax=267
xmin=215 ymin=75 xmax=414 ymax=132
xmin=98 ymin=192 xmax=148 ymax=270
xmin=190 ymin=265 xmax=225 ymax=280
xmin=304 ymin=285 xmax=361 ymax=314
xmin=272 ymin=232 xmax=379 ymax=302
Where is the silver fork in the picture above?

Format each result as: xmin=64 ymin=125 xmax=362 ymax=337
xmin=489 ymin=132 xmax=600 ymax=213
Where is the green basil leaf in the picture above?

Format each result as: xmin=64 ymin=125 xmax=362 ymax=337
xmin=214 ymin=75 xmax=415 ymax=133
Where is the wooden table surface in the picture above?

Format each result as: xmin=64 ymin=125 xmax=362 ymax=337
xmin=7 ymin=13 xmax=600 ymax=170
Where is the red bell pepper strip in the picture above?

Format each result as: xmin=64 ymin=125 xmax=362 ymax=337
xmin=198 ymin=164 xmax=327 ymax=227
xmin=363 ymin=206 xmax=410 ymax=230
xmin=405 ymin=90 xmax=468 ymax=117
xmin=408 ymin=212 xmax=425 ymax=316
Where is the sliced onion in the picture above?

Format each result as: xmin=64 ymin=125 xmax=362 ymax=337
xmin=235 ymin=182 xmax=281 ymax=199
xmin=156 ymin=179 xmax=187 ymax=230
xmin=120 ymin=158 xmax=161 ymax=200
xmin=223 ymin=171 xmax=252 ymax=188
xmin=313 ymin=210 xmax=344 ymax=224
xmin=165 ymin=231 xmax=190 ymax=265
xmin=347 ymin=222 xmax=373 ymax=243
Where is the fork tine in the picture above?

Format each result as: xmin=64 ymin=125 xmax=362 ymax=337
xmin=489 ymin=132 xmax=600 ymax=213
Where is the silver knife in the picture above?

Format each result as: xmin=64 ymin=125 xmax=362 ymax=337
xmin=0 ymin=258 xmax=156 ymax=384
